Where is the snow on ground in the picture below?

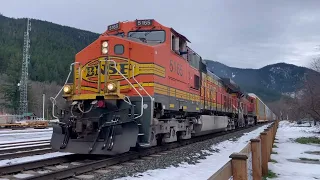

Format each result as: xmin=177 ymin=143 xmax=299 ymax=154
xmin=0 ymin=137 xmax=51 ymax=144
xmin=0 ymin=128 xmax=52 ymax=134
xmin=0 ymin=140 xmax=49 ymax=148
xmin=115 ymin=124 xmax=270 ymax=180
xmin=0 ymin=152 xmax=72 ymax=167
xmin=0 ymin=143 xmax=50 ymax=150
xmin=0 ymin=128 xmax=52 ymax=144
xmin=268 ymin=121 xmax=320 ymax=180
xmin=0 ymin=127 xmax=70 ymax=167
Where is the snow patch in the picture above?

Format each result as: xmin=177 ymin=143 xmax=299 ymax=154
xmin=115 ymin=124 xmax=270 ymax=180
xmin=0 ymin=152 xmax=72 ymax=167
xmin=0 ymin=129 xmax=52 ymax=144
xmin=0 ymin=128 xmax=52 ymax=134
xmin=268 ymin=121 xmax=320 ymax=180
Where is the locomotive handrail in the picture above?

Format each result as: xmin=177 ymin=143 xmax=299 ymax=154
xmin=99 ymin=59 xmax=144 ymax=119
xmin=50 ymin=62 xmax=81 ymax=119
xmin=132 ymin=64 xmax=154 ymax=102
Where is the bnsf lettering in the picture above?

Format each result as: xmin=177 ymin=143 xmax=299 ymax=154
xmin=86 ymin=66 xmax=96 ymax=77
xmin=86 ymin=63 xmax=129 ymax=77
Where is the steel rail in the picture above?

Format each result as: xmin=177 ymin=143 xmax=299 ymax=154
xmin=0 ymin=141 xmax=50 ymax=149
xmin=0 ymin=139 xmax=50 ymax=146
xmin=12 ymin=123 xmax=269 ymax=180
xmin=0 ymin=148 xmax=54 ymax=160
xmin=0 ymin=154 xmax=83 ymax=174
xmin=0 ymin=144 xmax=51 ymax=154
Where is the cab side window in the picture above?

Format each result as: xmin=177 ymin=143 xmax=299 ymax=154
xmin=179 ymin=39 xmax=187 ymax=59
xmin=194 ymin=75 xmax=200 ymax=90
xmin=188 ymin=52 xmax=200 ymax=69
xmin=171 ymin=32 xmax=188 ymax=60
xmin=171 ymin=33 xmax=179 ymax=54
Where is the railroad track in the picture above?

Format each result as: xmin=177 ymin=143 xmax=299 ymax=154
xmin=0 ymin=139 xmax=53 ymax=160
xmin=0 ymin=148 xmax=54 ymax=160
xmin=0 ymin=123 xmax=269 ymax=180
xmin=0 ymin=139 xmax=50 ymax=146
xmin=0 ymin=140 xmax=50 ymax=148
xmin=0 ymin=128 xmax=52 ymax=134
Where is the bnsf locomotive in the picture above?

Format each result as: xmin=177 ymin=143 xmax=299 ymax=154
xmin=50 ymin=19 xmax=277 ymax=155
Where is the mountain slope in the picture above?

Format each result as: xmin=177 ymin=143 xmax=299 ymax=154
xmin=0 ymin=14 xmax=313 ymax=107
xmin=0 ymin=14 xmax=99 ymax=83
xmin=204 ymin=60 xmax=314 ymax=102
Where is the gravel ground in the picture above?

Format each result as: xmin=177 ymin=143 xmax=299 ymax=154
xmin=69 ymin=126 xmax=261 ymax=180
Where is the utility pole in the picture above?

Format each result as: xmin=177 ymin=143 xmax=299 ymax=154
xmin=18 ymin=18 xmax=31 ymax=119
xmin=42 ymin=94 xmax=45 ymax=120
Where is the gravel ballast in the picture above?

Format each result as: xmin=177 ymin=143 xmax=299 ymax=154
xmin=72 ymin=125 xmax=263 ymax=180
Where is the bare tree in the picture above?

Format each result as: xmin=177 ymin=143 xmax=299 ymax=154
xmin=271 ymin=57 xmax=320 ymax=126
xmin=290 ymin=57 xmax=320 ymax=125
xmin=29 ymin=81 xmax=63 ymax=119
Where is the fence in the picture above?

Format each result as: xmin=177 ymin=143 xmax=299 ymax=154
xmin=208 ymin=120 xmax=279 ymax=180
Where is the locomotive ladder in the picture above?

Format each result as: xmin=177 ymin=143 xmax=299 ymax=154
xmin=131 ymin=64 xmax=154 ymax=142
xmin=50 ymin=62 xmax=81 ymax=119
xmin=97 ymin=59 xmax=145 ymax=120
xmin=98 ymin=59 xmax=154 ymax=146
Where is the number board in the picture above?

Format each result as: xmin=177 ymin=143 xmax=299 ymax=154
xmin=108 ymin=23 xmax=120 ymax=31
xmin=136 ymin=19 xmax=153 ymax=27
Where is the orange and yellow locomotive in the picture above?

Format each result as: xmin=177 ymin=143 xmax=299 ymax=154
xmin=50 ymin=19 xmax=276 ymax=155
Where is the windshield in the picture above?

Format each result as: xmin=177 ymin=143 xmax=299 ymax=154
xmin=127 ymin=30 xmax=165 ymax=43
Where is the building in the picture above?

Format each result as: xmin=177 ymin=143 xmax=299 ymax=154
xmin=22 ymin=113 xmax=38 ymax=120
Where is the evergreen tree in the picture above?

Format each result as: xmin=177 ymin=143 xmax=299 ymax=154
xmin=0 ymin=14 xmax=99 ymax=113
xmin=0 ymin=55 xmax=21 ymax=113
xmin=0 ymin=14 xmax=99 ymax=84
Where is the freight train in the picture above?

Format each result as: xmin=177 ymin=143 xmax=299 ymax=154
xmin=50 ymin=19 xmax=277 ymax=155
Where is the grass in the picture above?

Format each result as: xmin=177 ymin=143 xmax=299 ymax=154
xmin=273 ymin=144 xmax=278 ymax=148
xmin=295 ymin=136 xmax=320 ymax=144
xmin=271 ymin=151 xmax=278 ymax=154
xmin=299 ymin=157 xmax=319 ymax=161
xmin=269 ymin=159 xmax=278 ymax=163
xmin=263 ymin=170 xmax=278 ymax=179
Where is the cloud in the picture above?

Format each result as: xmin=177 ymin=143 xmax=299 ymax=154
xmin=1 ymin=0 xmax=320 ymax=68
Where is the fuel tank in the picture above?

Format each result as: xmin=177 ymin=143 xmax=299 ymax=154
xmin=193 ymin=115 xmax=229 ymax=136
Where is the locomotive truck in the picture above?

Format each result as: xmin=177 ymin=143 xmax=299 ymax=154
xmin=50 ymin=19 xmax=277 ymax=155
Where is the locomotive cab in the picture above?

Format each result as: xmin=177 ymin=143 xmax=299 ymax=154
xmin=51 ymin=19 xmax=170 ymax=155
xmin=50 ymin=19 xmax=197 ymax=155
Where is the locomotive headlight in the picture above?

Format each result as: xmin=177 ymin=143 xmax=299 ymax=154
xmin=63 ymin=85 xmax=72 ymax=94
xmin=107 ymin=83 xmax=116 ymax=92
xmin=102 ymin=41 xmax=109 ymax=48
xmin=102 ymin=48 xmax=108 ymax=54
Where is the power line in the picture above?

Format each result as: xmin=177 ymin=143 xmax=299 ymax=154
xmin=18 ymin=18 xmax=31 ymax=117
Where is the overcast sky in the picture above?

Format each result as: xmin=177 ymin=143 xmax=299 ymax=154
xmin=1 ymin=0 xmax=320 ymax=69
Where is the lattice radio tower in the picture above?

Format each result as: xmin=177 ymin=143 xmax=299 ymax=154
xmin=19 ymin=18 xmax=31 ymax=116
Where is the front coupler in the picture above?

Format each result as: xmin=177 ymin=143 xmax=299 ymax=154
xmin=50 ymin=107 xmax=139 ymax=155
